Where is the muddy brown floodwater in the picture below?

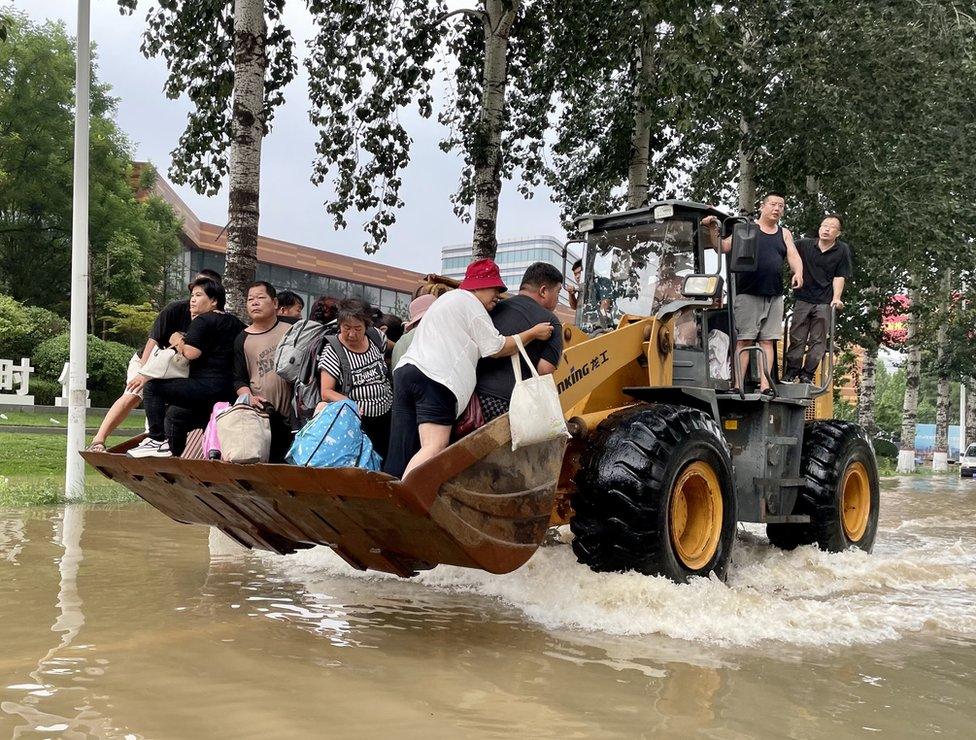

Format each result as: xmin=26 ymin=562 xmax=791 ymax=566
xmin=1 ymin=475 xmax=975 ymax=738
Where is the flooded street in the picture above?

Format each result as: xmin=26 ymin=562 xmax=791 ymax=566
xmin=1 ymin=476 xmax=974 ymax=738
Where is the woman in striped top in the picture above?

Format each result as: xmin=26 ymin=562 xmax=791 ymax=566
xmin=315 ymin=299 xmax=393 ymax=457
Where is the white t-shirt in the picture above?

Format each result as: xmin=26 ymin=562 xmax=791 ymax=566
xmin=396 ymin=289 xmax=506 ymax=415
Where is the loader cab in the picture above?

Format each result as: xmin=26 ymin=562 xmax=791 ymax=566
xmin=575 ymin=201 xmax=731 ymax=388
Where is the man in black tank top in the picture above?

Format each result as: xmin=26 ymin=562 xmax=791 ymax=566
xmin=703 ymin=193 xmax=803 ymax=393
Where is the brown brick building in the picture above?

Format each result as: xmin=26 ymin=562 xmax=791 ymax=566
xmin=139 ymin=165 xmax=424 ymax=317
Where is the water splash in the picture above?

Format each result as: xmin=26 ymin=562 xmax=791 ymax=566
xmin=262 ymin=482 xmax=976 ymax=648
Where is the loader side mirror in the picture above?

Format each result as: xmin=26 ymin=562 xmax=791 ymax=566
xmin=729 ymin=221 xmax=759 ymax=272
xmin=681 ymin=274 xmax=723 ymax=299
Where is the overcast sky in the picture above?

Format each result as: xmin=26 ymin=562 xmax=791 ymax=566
xmin=15 ymin=0 xmax=567 ymax=274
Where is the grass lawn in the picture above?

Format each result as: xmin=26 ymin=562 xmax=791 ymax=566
xmin=0 ymin=432 xmax=138 ymax=506
xmin=0 ymin=408 xmax=144 ymax=430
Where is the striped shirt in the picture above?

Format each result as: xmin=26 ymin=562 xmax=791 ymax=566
xmin=317 ymin=340 xmax=393 ymax=418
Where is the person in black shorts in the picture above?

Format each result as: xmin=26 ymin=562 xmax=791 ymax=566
xmin=383 ymin=260 xmax=553 ymax=479
xmin=475 ymin=262 xmax=563 ymax=420
xmin=784 ymin=214 xmax=852 ymax=383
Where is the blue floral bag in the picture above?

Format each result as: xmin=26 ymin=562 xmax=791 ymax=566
xmin=286 ymin=399 xmax=382 ymax=471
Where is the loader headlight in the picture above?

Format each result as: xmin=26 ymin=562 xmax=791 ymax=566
xmin=681 ymin=274 xmax=722 ymax=298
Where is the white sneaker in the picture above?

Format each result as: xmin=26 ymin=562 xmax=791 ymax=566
xmin=127 ymin=438 xmax=172 ymax=458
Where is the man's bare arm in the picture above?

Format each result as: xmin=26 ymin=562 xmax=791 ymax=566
xmin=783 ymin=228 xmax=804 ymax=288
xmin=831 ymin=277 xmax=846 ymax=308
xmin=700 ymin=216 xmax=731 ymax=253
xmin=537 ymin=359 xmax=557 ymax=376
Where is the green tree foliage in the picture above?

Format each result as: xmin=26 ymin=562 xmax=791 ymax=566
xmin=99 ymin=301 xmax=158 ymax=347
xmin=117 ymin=0 xmax=296 ymax=196
xmin=0 ymin=13 xmax=182 ymax=316
xmin=539 ymin=0 xmax=723 ymax=222
xmin=873 ymin=362 xmax=906 ymax=438
xmin=306 ymin=0 xmax=441 ymax=253
xmin=0 ymin=294 xmax=68 ymax=359
xmin=307 ymin=1 xmax=554 ymax=258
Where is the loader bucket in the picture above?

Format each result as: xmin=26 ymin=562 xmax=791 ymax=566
xmin=81 ymin=416 xmax=567 ymax=578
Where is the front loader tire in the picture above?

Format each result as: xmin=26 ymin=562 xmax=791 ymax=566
xmin=571 ymin=404 xmax=736 ymax=583
xmin=767 ymin=420 xmax=880 ymax=553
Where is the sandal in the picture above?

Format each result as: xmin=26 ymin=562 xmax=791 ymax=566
xmin=86 ymin=441 xmax=107 ymax=452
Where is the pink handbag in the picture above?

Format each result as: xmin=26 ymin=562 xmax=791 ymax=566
xmin=203 ymin=402 xmax=231 ymax=460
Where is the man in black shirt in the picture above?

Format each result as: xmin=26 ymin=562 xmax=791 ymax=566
xmin=784 ymin=214 xmax=852 ymax=383
xmin=475 ymin=262 xmax=564 ymax=420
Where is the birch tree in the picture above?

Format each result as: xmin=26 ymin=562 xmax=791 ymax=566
xmin=307 ymin=1 xmax=551 ymax=259
xmin=898 ymin=297 xmax=922 ymax=473
xmin=857 ymin=344 xmax=878 ymax=435
xmin=932 ymin=302 xmax=951 ymax=471
xmin=966 ymin=381 xmax=976 ymax=449
xmin=538 ymin=0 xmax=723 ymax=222
xmin=118 ymin=0 xmax=297 ymax=317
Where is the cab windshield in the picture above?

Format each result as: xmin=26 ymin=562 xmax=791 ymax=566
xmin=577 ymin=219 xmax=695 ymax=333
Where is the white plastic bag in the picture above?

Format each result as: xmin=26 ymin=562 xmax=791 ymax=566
xmin=508 ymin=336 xmax=569 ymax=451
xmin=708 ymin=329 xmax=731 ymax=380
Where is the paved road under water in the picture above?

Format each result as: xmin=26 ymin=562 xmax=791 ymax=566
xmin=1 ymin=475 xmax=974 ymax=738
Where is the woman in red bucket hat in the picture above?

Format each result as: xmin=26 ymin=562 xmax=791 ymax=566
xmin=383 ymin=258 xmax=554 ymax=478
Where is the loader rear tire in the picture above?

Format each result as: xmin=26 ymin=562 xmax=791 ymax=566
xmin=571 ymin=404 xmax=736 ymax=583
xmin=767 ymin=420 xmax=879 ymax=553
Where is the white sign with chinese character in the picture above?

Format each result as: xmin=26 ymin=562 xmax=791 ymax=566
xmin=0 ymin=357 xmax=35 ymax=405
xmin=55 ymin=362 xmax=90 ymax=408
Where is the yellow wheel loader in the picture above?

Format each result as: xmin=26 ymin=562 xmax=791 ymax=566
xmin=555 ymin=200 xmax=878 ymax=582
xmin=84 ymin=200 xmax=878 ymax=584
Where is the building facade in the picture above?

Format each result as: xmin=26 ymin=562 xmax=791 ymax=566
xmin=139 ymin=165 xmax=422 ymax=318
xmin=441 ymin=236 xmax=579 ymax=304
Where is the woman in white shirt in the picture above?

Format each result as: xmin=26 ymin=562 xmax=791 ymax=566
xmin=384 ymin=259 xmax=553 ymax=478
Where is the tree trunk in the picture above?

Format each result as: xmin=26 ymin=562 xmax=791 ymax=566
xmin=933 ymin=319 xmax=950 ymax=471
xmin=966 ymin=378 xmax=976 ymax=449
xmin=933 ymin=271 xmax=952 ymax=471
xmin=857 ymin=344 xmax=878 ymax=435
xmin=898 ymin=299 xmax=921 ymax=473
xmin=737 ymin=116 xmax=756 ymax=214
xmin=626 ymin=9 xmax=657 ymax=210
xmin=223 ymin=0 xmax=268 ymax=318
xmin=470 ymin=0 xmax=520 ymax=261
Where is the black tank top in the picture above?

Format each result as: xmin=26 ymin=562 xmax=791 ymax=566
xmin=736 ymin=225 xmax=786 ymax=296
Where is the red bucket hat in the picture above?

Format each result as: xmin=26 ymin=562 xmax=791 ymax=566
xmin=459 ymin=258 xmax=507 ymax=292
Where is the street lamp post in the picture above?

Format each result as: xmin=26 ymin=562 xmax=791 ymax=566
xmin=65 ymin=0 xmax=90 ymax=499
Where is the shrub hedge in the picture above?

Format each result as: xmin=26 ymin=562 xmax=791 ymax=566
xmin=33 ymin=333 xmax=133 ymax=408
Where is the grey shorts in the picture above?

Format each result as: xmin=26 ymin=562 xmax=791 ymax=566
xmin=733 ymin=293 xmax=784 ymax=341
